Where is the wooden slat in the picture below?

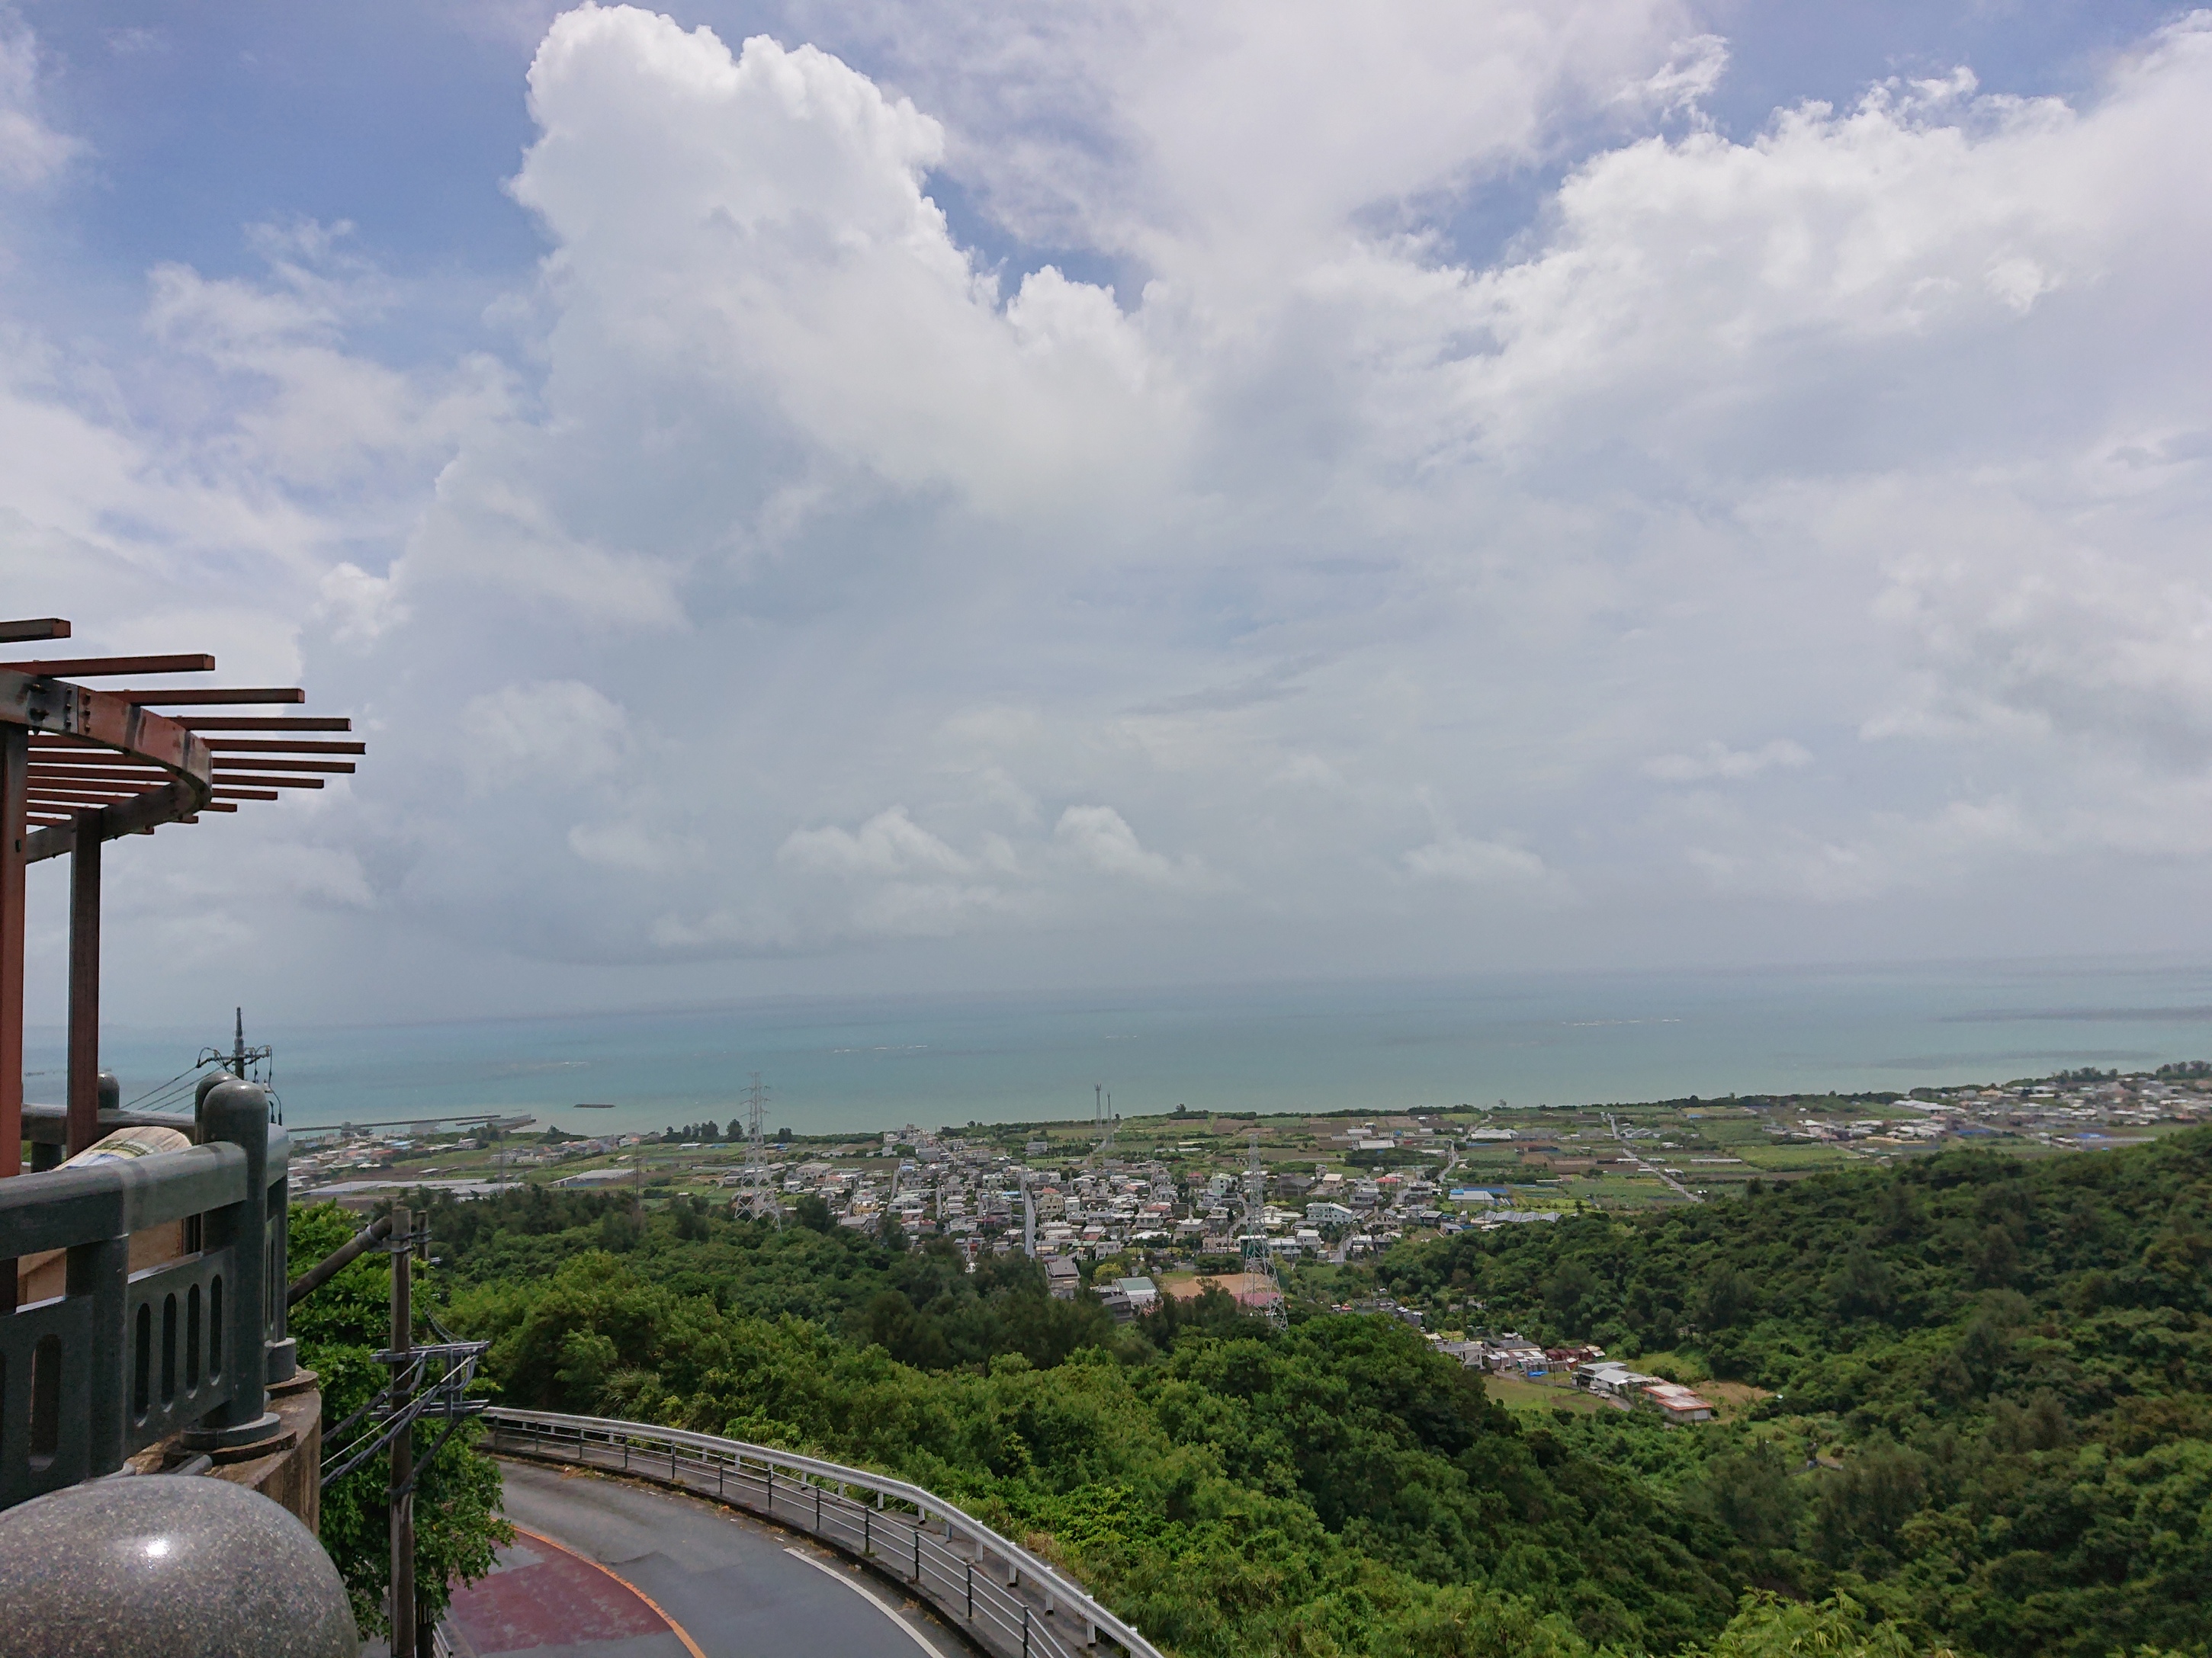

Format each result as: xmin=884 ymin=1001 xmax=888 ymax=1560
xmin=209 ymin=787 xmax=281 ymax=801
xmin=209 ymin=775 xmax=323 ymax=790
xmin=116 ymin=688 xmax=303 ymax=705
xmin=0 ymin=654 xmax=213 ymax=677
xmin=0 ymin=619 xmax=69 ymax=643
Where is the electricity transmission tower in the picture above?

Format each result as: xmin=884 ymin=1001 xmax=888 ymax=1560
xmin=735 ymin=1073 xmax=779 ymax=1223
xmin=1240 ymin=1130 xmax=1286 ymax=1327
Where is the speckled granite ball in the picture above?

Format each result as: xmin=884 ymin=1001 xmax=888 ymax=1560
xmin=0 ymin=1476 xmax=358 ymax=1657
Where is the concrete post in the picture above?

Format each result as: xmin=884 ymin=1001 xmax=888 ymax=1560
xmin=265 ymin=1165 xmax=296 ymax=1384
xmin=188 ymin=1080 xmax=281 ymax=1448
xmin=67 ymin=1233 xmax=130 ymax=1475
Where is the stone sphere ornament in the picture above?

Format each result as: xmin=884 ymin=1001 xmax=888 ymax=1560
xmin=0 ymin=1475 xmax=358 ymax=1658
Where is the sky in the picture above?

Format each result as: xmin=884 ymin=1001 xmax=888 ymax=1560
xmin=2 ymin=0 xmax=2209 ymax=1032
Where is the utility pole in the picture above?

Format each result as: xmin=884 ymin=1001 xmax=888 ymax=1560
xmin=389 ymin=1203 xmax=415 ymax=1658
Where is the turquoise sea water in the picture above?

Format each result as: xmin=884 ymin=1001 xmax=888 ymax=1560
xmin=28 ymin=958 xmax=2212 ymax=1140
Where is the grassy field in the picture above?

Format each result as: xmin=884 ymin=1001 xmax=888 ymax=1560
xmin=1479 ymin=1374 xmax=1612 ymax=1416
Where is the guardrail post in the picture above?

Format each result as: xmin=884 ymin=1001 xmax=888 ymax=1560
xmin=186 ymin=1080 xmax=281 ymax=1449
xmin=264 ymin=1159 xmax=294 ymax=1384
xmin=965 ymin=1561 xmax=973 ymax=1621
xmin=67 ymin=1232 xmax=128 ymax=1474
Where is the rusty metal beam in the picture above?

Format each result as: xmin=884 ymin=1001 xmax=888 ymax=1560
xmin=211 ymin=758 xmax=354 ymax=774
xmin=116 ymin=688 xmax=303 ymax=705
xmin=0 ymin=726 xmax=24 ymax=1182
xmin=23 ymin=782 xmax=194 ymax=864
xmin=0 ymin=654 xmax=214 ymax=678
xmin=0 ymin=619 xmax=70 ymax=643
xmin=26 ymin=749 xmax=169 ymax=767
xmin=27 ymin=796 xmax=143 ymax=813
xmin=67 ymin=809 xmax=101 ymax=1156
xmin=176 ymin=717 xmax=352 ymax=732
xmin=29 ymin=769 xmax=169 ymax=787
xmin=204 ymin=740 xmax=366 ymax=755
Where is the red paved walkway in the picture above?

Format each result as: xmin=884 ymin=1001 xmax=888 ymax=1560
xmin=446 ymin=1525 xmax=695 ymax=1658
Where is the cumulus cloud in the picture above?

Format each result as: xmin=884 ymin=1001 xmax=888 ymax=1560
xmin=779 ymin=807 xmax=973 ymax=879
xmin=8 ymin=2 xmax=2212 ymax=1010
xmin=461 ymin=680 xmax=631 ymax=789
xmin=0 ymin=10 xmax=77 ymax=187
xmin=1643 ymin=739 xmax=1812 ymax=782
xmin=1401 ymin=834 xmax=1555 ymax=891
xmin=1053 ymin=805 xmax=1204 ymax=888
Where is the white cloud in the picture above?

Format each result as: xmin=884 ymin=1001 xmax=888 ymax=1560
xmin=0 ymin=10 xmax=78 ymax=188
xmin=1054 ymin=805 xmax=1203 ymax=888
xmin=567 ymin=819 xmax=705 ymax=874
xmin=1643 ymin=739 xmax=1812 ymax=782
xmin=1401 ymin=834 xmax=1555 ymax=891
xmin=9 ymin=3 xmax=2212 ymax=1009
xmin=461 ymin=680 xmax=631 ymax=789
xmin=779 ymin=807 xmax=972 ymax=878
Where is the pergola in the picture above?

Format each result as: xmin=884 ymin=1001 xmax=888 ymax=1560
xmin=0 ymin=614 xmax=365 ymax=1182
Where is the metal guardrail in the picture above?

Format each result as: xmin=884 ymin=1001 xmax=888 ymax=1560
xmin=0 ymin=1080 xmax=292 ymax=1509
xmin=484 ymin=1408 xmax=1164 ymax=1658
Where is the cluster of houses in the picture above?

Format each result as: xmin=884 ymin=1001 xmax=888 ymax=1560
xmin=752 ymin=1127 xmax=1533 ymax=1265
xmin=1436 ymin=1334 xmax=1718 ymax=1424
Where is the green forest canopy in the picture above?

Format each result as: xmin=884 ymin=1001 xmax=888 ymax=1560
xmin=319 ymin=1127 xmax=2212 ymax=1658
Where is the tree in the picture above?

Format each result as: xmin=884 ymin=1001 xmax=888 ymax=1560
xmin=289 ymin=1202 xmax=511 ymax=1639
xmin=1697 ymin=1265 xmax=1755 ymax=1330
xmin=1828 ymin=1244 xmax=1893 ymax=1320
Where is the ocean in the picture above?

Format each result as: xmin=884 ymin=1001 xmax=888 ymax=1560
xmin=27 ymin=957 xmax=2212 ymax=1140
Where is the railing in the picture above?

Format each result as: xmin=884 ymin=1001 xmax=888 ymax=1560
xmin=0 ymin=1079 xmax=291 ymax=1509
xmin=484 ymin=1408 xmax=1164 ymax=1658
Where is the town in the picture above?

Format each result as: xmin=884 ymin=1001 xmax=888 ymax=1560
xmin=290 ymin=1062 xmax=2212 ymax=1339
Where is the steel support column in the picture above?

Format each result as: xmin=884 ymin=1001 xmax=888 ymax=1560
xmin=0 ymin=724 xmax=24 ymax=1189
xmin=66 ymin=809 xmax=101 ymax=1156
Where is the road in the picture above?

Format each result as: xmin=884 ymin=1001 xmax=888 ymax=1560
xmin=1604 ymin=1113 xmax=1703 ymax=1203
xmin=441 ymin=1458 xmax=981 ymax=1658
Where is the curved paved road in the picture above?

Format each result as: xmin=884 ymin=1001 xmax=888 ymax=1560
xmin=441 ymin=1459 xmax=981 ymax=1658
